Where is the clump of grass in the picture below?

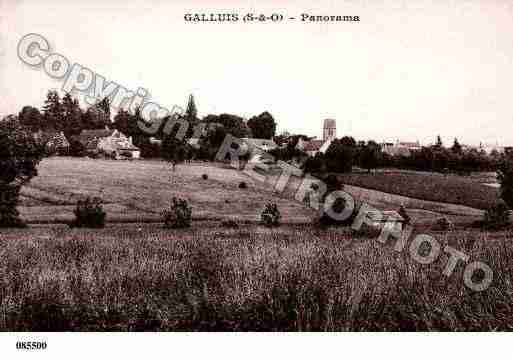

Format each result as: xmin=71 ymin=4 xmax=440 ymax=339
xmin=238 ymin=181 xmax=247 ymax=189
xmin=202 ymin=174 xmax=208 ymax=180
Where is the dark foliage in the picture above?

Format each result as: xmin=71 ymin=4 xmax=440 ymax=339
xmin=162 ymin=197 xmax=192 ymax=229
xmin=70 ymin=197 xmax=106 ymax=228
xmin=498 ymin=156 xmax=513 ymax=209
xmin=220 ymin=219 xmax=239 ymax=228
xmin=0 ymin=117 xmax=45 ymax=227
xmin=260 ymin=202 xmax=281 ymax=227
xmin=398 ymin=205 xmax=411 ymax=224
xmin=247 ymin=111 xmax=277 ymax=139
xmin=483 ymin=200 xmax=511 ymax=230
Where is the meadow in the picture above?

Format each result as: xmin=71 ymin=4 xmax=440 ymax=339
xmin=0 ymin=224 xmax=511 ymax=331
xmin=339 ymin=170 xmax=499 ymax=210
xmin=18 ymin=157 xmax=315 ymax=224
xmin=2 ymin=157 xmax=509 ymax=331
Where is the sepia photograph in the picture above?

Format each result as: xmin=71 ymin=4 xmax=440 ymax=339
xmin=0 ymin=0 xmax=512 ymax=356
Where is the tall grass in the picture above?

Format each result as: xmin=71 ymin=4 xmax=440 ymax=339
xmin=0 ymin=225 xmax=511 ymax=331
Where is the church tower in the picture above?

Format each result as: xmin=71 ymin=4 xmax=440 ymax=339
xmin=323 ymin=119 xmax=336 ymax=141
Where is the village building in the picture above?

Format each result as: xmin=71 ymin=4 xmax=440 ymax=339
xmin=241 ymin=138 xmax=278 ymax=153
xmin=296 ymin=119 xmax=337 ymax=156
xmin=72 ymin=129 xmax=141 ymax=159
xmin=34 ymin=130 xmax=70 ymax=155
xmin=381 ymin=140 xmax=422 ymax=157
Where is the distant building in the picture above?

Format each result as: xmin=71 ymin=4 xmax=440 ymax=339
xmin=479 ymin=142 xmax=505 ymax=155
xmin=72 ymin=129 xmax=141 ymax=159
xmin=323 ymin=119 xmax=336 ymax=141
xmin=381 ymin=140 xmax=422 ymax=157
xmin=34 ymin=130 xmax=70 ymax=154
xmin=295 ymin=119 xmax=337 ymax=157
xmin=296 ymin=137 xmax=333 ymax=156
xmin=241 ymin=138 xmax=278 ymax=152
xmin=240 ymin=138 xmax=278 ymax=165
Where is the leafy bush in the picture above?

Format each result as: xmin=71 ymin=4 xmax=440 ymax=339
xmin=71 ymin=197 xmax=106 ymax=228
xmin=398 ymin=205 xmax=411 ymax=224
xmin=0 ymin=117 xmax=45 ymax=227
xmin=202 ymin=174 xmax=208 ymax=180
xmin=238 ymin=181 xmax=247 ymax=189
xmin=260 ymin=202 xmax=281 ymax=227
xmin=0 ymin=185 xmax=26 ymax=228
xmin=432 ymin=217 xmax=454 ymax=231
xmin=162 ymin=197 xmax=192 ymax=229
xmin=483 ymin=200 xmax=511 ymax=230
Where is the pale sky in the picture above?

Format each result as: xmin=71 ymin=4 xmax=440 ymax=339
xmin=1 ymin=0 xmax=513 ymax=145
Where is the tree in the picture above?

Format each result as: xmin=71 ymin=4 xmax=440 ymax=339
xmin=61 ymin=93 xmax=83 ymax=137
xmin=97 ymin=97 xmax=111 ymax=121
xmin=498 ymin=155 xmax=513 ymax=209
xmin=360 ymin=140 xmax=381 ymax=173
xmin=183 ymin=94 xmax=200 ymax=138
xmin=18 ymin=106 xmax=43 ymax=132
xmin=82 ymin=106 xmax=109 ymax=130
xmin=324 ymin=139 xmax=354 ymax=173
xmin=113 ymin=108 xmax=140 ymax=137
xmin=162 ymin=135 xmax=189 ymax=171
xmin=185 ymin=94 xmax=198 ymax=122
xmin=340 ymin=136 xmax=356 ymax=147
xmin=434 ymin=135 xmax=443 ymax=149
xmin=42 ymin=90 xmax=64 ymax=130
xmin=0 ymin=117 xmax=45 ymax=226
xmin=203 ymin=113 xmax=250 ymax=138
xmin=247 ymin=111 xmax=277 ymax=139
xmin=451 ymin=138 xmax=462 ymax=154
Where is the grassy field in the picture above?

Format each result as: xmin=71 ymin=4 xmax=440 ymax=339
xmin=338 ymin=170 xmax=500 ymax=210
xmin=18 ymin=157 xmax=316 ymax=224
xmin=3 ymin=157 xmax=509 ymax=331
xmin=0 ymin=224 xmax=511 ymax=331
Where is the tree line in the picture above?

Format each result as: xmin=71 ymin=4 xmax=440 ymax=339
xmin=296 ymin=135 xmax=501 ymax=175
xmin=17 ymin=91 xmax=279 ymax=160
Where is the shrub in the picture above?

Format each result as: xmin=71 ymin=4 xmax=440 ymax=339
xmin=162 ymin=197 xmax=192 ymax=229
xmin=220 ymin=219 xmax=239 ymax=228
xmin=239 ymin=181 xmax=247 ymax=189
xmin=398 ymin=205 xmax=411 ymax=224
xmin=483 ymin=200 xmax=511 ymax=230
xmin=71 ymin=196 xmax=106 ymax=228
xmin=260 ymin=202 xmax=281 ymax=227
xmin=202 ymin=174 xmax=208 ymax=180
xmin=432 ymin=217 xmax=454 ymax=231
xmin=0 ymin=185 xmax=26 ymax=228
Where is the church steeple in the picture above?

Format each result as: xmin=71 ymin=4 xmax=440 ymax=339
xmin=323 ymin=119 xmax=336 ymax=141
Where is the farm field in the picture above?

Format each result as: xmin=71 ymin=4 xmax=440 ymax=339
xmin=4 ymin=157 xmax=508 ymax=331
xmin=338 ymin=170 xmax=500 ymax=210
xmin=0 ymin=223 xmax=511 ymax=331
xmin=18 ymin=157 xmax=316 ymax=224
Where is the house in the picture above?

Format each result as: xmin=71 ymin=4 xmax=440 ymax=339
xmin=296 ymin=137 xmax=333 ymax=156
xmin=241 ymin=138 xmax=278 ymax=152
xmin=34 ymin=130 xmax=70 ymax=154
xmin=366 ymin=209 xmax=406 ymax=232
xmin=72 ymin=129 xmax=141 ymax=159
